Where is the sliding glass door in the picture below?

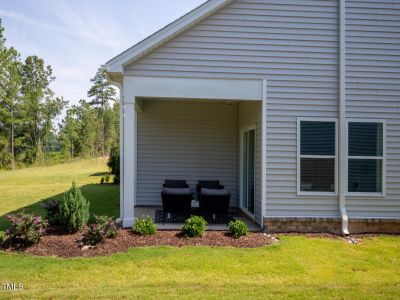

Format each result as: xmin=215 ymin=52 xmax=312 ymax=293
xmin=241 ymin=128 xmax=255 ymax=215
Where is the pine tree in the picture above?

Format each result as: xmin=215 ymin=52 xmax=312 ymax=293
xmin=87 ymin=67 xmax=117 ymax=156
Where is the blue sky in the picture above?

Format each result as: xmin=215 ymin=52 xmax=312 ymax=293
xmin=1 ymin=0 xmax=206 ymax=105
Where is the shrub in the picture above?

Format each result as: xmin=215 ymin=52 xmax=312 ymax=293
xmin=133 ymin=216 xmax=157 ymax=236
xmin=83 ymin=216 xmax=118 ymax=245
xmin=228 ymin=220 xmax=249 ymax=238
xmin=100 ymin=177 xmax=105 ymax=184
xmin=5 ymin=212 xmax=47 ymax=245
xmin=105 ymin=174 xmax=110 ymax=183
xmin=43 ymin=199 xmax=61 ymax=225
xmin=108 ymin=144 xmax=120 ymax=184
xmin=182 ymin=216 xmax=207 ymax=237
xmin=59 ymin=182 xmax=90 ymax=232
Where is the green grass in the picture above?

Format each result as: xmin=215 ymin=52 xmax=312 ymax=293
xmin=0 ymin=160 xmax=399 ymax=299
xmin=0 ymin=158 xmax=119 ymax=233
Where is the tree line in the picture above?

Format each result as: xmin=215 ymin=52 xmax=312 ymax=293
xmin=0 ymin=19 xmax=119 ymax=170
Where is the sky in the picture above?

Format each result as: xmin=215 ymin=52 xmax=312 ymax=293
xmin=1 ymin=0 xmax=206 ymax=105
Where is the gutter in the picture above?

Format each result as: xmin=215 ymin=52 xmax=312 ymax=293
xmin=339 ymin=0 xmax=349 ymax=235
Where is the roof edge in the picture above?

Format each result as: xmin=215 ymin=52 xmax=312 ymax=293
xmin=104 ymin=0 xmax=233 ymax=74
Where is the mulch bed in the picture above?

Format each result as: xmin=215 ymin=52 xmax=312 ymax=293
xmin=1 ymin=228 xmax=278 ymax=258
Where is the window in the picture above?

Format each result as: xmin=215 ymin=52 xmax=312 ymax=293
xmin=347 ymin=121 xmax=385 ymax=195
xmin=297 ymin=119 xmax=337 ymax=195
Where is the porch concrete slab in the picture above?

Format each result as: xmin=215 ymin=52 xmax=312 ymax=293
xmin=134 ymin=206 xmax=261 ymax=232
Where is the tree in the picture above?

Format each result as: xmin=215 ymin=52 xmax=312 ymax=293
xmin=20 ymin=55 xmax=58 ymax=164
xmin=59 ymin=106 xmax=79 ymax=160
xmin=87 ymin=67 xmax=117 ymax=156
xmin=0 ymin=20 xmax=23 ymax=169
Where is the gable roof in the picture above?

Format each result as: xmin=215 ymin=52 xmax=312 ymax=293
xmin=104 ymin=0 xmax=232 ymax=75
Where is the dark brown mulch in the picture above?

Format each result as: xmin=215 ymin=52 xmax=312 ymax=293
xmin=1 ymin=229 xmax=278 ymax=258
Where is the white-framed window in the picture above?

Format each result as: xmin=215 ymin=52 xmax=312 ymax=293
xmin=297 ymin=118 xmax=338 ymax=196
xmin=346 ymin=119 xmax=386 ymax=196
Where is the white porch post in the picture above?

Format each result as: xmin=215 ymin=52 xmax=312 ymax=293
xmin=122 ymin=97 xmax=136 ymax=227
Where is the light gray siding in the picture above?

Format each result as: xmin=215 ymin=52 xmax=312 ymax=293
xmin=136 ymin=100 xmax=238 ymax=206
xmin=345 ymin=0 xmax=400 ymax=218
xmin=128 ymin=0 xmax=400 ymax=220
xmin=128 ymin=0 xmax=341 ymax=218
xmin=238 ymin=101 xmax=262 ymax=224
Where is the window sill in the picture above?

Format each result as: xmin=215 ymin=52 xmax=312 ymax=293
xmin=297 ymin=192 xmax=337 ymax=197
xmin=346 ymin=192 xmax=385 ymax=197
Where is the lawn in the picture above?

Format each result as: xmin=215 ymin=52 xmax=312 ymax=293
xmin=0 ymin=158 xmax=119 ymax=233
xmin=0 ymin=160 xmax=399 ymax=299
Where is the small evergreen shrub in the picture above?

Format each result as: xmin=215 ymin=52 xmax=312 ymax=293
xmin=43 ymin=199 xmax=61 ymax=225
xmin=5 ymin=212 xmax=47 ymax=245
xmin=182 ymin=216 xmax=207 ymax=237
xmin=105 ymin=174 xmax=110 ymax=183
xmin=59 ymin=182 xmax=90 ymax=232
xmin=108 ymin=144 xmax=120 ymax=184
xmin=100 ymin=177 xmax=105 ymax=184
xmin=83 ymin=216 xmax=118 ymax=245
xmin=228 ymin=220 xmax=249 ymax=238
xmin=133 ymin=216 xmax=157 ymax=236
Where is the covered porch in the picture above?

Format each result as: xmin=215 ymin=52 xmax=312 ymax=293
xmin=118 ymin=77 xmax=267 ymax=229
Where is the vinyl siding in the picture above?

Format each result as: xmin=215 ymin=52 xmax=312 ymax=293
xmin=136 ymin=100 xmax=238 ymax=206
xmin=128 ymin=0 xmax=400 ymax=220
xmin=128 ymin=0 xmax=341 ymax=218
xmin=238 ymin=101 xmax=262 ymax=224
xmin=345 ymin=0 xmax=400 ymax=218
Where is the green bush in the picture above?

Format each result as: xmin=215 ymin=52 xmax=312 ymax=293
xmin=228 ymin=220 xmax=249 ymax=238
xmin=5 ymin=212 xmax=47 ymax=245
xmin=43 ymin=199 xmax=61 ymax=225
xmin=83 ymin=216 xmax=118 ymax=245
xmin=59 ymin=182 xmax=90 ymax=232
xmin=107 ymin=144 xmax=120 ymax=184
xmin=133 ymin=216 xmax=157 ymax=236
xmin=182 ymin=216 xmax=207 ymax=237
xmin=100 ymin=177 xmax=105 ymax=184
xmin=105 ymin=174 xmax=111 ymax=183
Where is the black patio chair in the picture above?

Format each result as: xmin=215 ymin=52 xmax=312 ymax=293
xmin=197 ymin=180 xmax=230 ymax=221
xmin=161 ymin=180 xmax=193 ymax=224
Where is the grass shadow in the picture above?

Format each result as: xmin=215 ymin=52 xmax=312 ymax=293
xmin=0 ymin=183 xmax=120 ymax=232
xmin=90 ymin=172 xmax=109 ymax=177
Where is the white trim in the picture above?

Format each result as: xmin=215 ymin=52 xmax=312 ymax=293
xmin=261 ymin=79 xmax=267 ymax=229
xmin=105 ymin=0 xmax=232 ymax=73
xmin=345 ymin=119 xmax=386 ymax=197
xmin=296 ymin=117 xmax=338 ymax=196
xmin=124 ymin=76 xmax=263 ymax=101
xmin=105 ymin=74 xmax=125 ymax=223
xmin=239 ymin=125 xmax=257 ymax=221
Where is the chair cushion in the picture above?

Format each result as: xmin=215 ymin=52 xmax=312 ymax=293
xmin=198 ymin=180 xmax=221 ymax=189
xmin=164 ymin=180 xmax=187 ymax=188
xmin=201 ymin=188 xmax=229 ymax=196
xmin=162 ymin=187 xmax=192 ymax=195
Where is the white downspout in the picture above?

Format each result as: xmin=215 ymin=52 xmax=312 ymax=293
xmin=339 ymin=0 xmax=349 ymax=235
xmin=105 ymin=74 xmax=124 ymax=224
xmin=261 ymin=79 xmax=267 ymax=229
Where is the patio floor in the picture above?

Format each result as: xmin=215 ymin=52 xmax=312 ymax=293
xmin=134 ymin=206 xmax=261 ymax=232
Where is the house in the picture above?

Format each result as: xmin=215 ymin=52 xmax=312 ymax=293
xmin=104 ymin=0 xmax=400 ymax=235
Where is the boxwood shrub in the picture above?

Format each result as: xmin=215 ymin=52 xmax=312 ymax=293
xmin=182 ymin=215 xmax=207 ymax=237
xmin=228 ymin=220 xmax=249 ymax=238
xmin=133 ymin=216 xmax=157 ymax=236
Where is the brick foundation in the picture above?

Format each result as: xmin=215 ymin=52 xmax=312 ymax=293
xmin=348 ymin=219 xmax=400 ymax=234
xmin=264 ymin=217 xmax=400 ymax=234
